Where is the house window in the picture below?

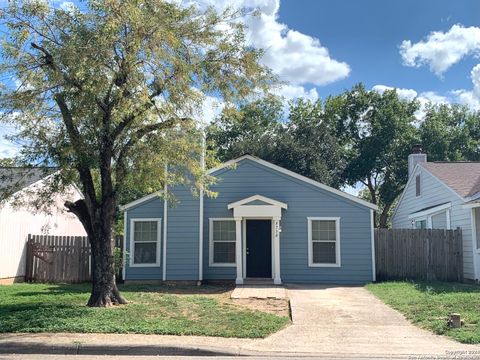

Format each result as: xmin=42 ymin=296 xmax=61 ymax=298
xmin=209 ymin=219 xmax=236 ymax=266
xmin=130 ymin=219 xmax=161 ymax=266
xmin=431 ymin=211 xmax=448 ymax=229
xmin=308 ymin=217 xmax=341 ymax=267
xmin=415 ymin=175 xmax=421 ymax=197
xmin=415 ymin=219 xmax=427 ymax=229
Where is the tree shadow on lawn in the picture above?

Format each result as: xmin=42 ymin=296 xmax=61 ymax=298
xmin=10 ymin=283 xmax=91 ymax=297
xmin=10 ymin=283 xmax=234 ymax=297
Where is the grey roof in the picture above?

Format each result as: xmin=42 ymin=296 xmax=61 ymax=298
xmin=0 ymin=167 xmax=54 ymax=198
xmin=420 ymin=162 xmax=480 ymax=199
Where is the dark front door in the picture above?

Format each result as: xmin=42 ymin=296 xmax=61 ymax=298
xmin=246 ymin=220 xmax=272 ymax=278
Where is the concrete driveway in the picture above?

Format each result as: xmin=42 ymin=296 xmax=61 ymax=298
xmin=245 ymin=284 xmax=480 ymax=357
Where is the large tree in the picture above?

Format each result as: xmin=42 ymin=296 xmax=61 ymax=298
xmin=420 ymin=103 xmax=480 ymax=162
xmin=336 ymin=84 xmax=419 ymax=228
xmin=207 ymin=96 xmax=345 ymax=187
xmin=0 ymin=0 xmax=272 ymax=306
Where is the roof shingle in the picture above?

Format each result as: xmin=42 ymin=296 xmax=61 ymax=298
xmin=420 ymin=162 xmax=480 ymax=198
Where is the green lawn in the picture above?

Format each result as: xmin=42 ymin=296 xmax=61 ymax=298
xmin=0 ymin=283 xmax=289 ymax=338
xmin=366 ymin=281 xmax=480 ymax=344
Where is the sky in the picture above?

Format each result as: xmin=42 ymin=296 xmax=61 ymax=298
xmin=1 ymin=0 xmax=480 ymax=159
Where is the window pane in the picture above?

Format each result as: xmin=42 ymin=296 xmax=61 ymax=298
xmin=213 ymin=242 xmax=235 ymax=263
xmin=312 ymin=220 xmax=336 ymax=241
xmin=134 ymin=242 xmax=157 ymax=264
xmin=134 ymin=221 xmax=157 ymax=242
xmin=415 ymin=220 xmax=426 ymax=229
xmin=213 ymin=220 xmax=235 ymax=242
xmin=313 ymin=242 xmax=336 ymax=264
xmin=431 ymin=211 xmax=448 ymax=229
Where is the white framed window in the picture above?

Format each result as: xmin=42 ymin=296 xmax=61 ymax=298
xmin=130 ymin=218 xmax=161 ymax=267
xmin=414 ymin=217 xmax=427 ymax=229
xmin=308 ymin=217 xmax=341 ymax=267
xmin=209 ymin=218 xmax=236 ymax=267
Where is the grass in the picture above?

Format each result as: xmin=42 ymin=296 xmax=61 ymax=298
xmin=366 ymin=281 xmax=480 ymax=344
xmin=0 ymin=283 xmax=289 ymax=338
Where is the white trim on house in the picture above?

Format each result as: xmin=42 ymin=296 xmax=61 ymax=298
xmin=120 ymin=191 xmax=163 ymax=211
xmin=241 ymin=218 xmax=277 ymax=282
xmin=408 ymin=203 xmax=452 ymax=220
xmin=470 ymin=209 xmax=480 ymax=279
xmin=307 ymin=217 xmax=341 ymax=268
xmin=463 ymin=202 xmax=480 ymax=209
xmin=209 ymin=155 xmax=378 ymax=211
xmin=162 ymin=182 xmax=168 ymax=281
xmin=228 ymin=195 xmax=287 ymax=210
xmin=370 ymin=209 xmax=376 ymax=282
xmin=122 ymin=210 xmax=127 ymax=280
xmin=129 ymin=218 xmax=162 ymax=268
xmin=208 ymin=218 xmax=237 ymax=267
xmin=198 ymin=188 xmax=204 ymax=281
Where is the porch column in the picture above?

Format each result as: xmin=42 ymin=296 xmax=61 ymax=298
xmin=235 ymin=217 xmax=243 ymax=285
xmin=273 ymin=217 xmax=282 ymax=285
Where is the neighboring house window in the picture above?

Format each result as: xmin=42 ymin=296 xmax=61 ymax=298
xmin=130 ymin=219 xmax=161 ymax=266
xmin=411 ymin=208 xmax=451 ymax=230
xmin=308 ymin=217 xmax=341 ymax=267
xmin=431 ymin=211 xmax=448 ymax=229
xmin=209 ymin=219 xmax=236 ymax=266
xmin=415 ymin=219 xmax=427 ymax=229
xmin=415 ymin=175 xmax=421 ymax=197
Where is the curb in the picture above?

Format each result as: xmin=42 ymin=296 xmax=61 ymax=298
xmin=0 ymin=342 xmax=240 ymax=357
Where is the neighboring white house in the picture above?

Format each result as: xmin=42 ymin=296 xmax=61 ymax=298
xmin=0 ymin=168 xmax=86 ymax=284
xmin=392 ymin=145 xmax=480 ymax=281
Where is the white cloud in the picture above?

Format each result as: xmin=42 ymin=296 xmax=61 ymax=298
xmin=274 ymin=84 xmax=318 ymax=101
xmin=188 ymin=0 xmax=350 ymax=88
xmin=373 ymin=63 xmax=480 ymax=117
xmin=372 ymin=85 xmax=418 ymax=100
xmin=449 ymin=63 xmax=480 ymax=110
xmin=400 ymin=24 xmax=480 ymax=76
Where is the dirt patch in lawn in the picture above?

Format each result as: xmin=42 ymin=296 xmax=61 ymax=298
xmin=228 ymin=298 xmax=290 ymax=317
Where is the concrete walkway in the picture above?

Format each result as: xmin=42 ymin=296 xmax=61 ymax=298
xmin=2 ymin=285 xmax=480 ymax=358
xmin=244 ymin=285 xmax=480 ymax=357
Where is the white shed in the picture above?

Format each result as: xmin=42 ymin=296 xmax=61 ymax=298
xmin=0 ymin=168 xmax=86 ymax=284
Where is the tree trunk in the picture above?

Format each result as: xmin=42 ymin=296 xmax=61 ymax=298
xmin=65 ymin=198 xmax=127 ymax=307
xmin=88 ymin=229 xmax=126 ymax=306
xmin=378 ymin=203 xmax=392 ymax=229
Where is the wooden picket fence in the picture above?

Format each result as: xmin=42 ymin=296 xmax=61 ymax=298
xmin=375 ymin=228 xmax=463 ymax=282
xmin=25 ymin=234 xmax=124 ymax=283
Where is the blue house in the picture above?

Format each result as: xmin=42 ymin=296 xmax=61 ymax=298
xmin=120 ymin=155 xmax=378 ymax=285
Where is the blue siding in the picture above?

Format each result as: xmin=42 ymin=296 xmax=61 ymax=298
xmin=166 ymin=185 xmax=200 ymax=280
xmin=203 ymin=159 xmax=374 ymax=283
xmin=125 ymin=158 xmax=374 ymax=284
xmin=125 ymin=197 xmax=164 ymax=280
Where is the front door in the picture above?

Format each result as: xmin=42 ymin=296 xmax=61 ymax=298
xmin=246 ymin=220 xmax=272 ymax=278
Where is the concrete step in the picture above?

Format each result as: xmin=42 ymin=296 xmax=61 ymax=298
xmin=242 ymin=278 xmax=275 ymax=285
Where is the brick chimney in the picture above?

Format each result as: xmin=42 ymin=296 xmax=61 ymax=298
xmin=408 ymin=144 xmax=427 ymax=177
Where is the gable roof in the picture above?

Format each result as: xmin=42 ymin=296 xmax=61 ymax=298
xmin=228 ymin=194 xmax=288 ymax=209
xmin=209 ymin=155 xmax=378 ymax=210
xmin=119 ymin=191 xmax=164 ymax=211
xmin=420 ymin=162 xmax=480 ymax=199
xmin=0 ymin=167 xmax=54 ymax=198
